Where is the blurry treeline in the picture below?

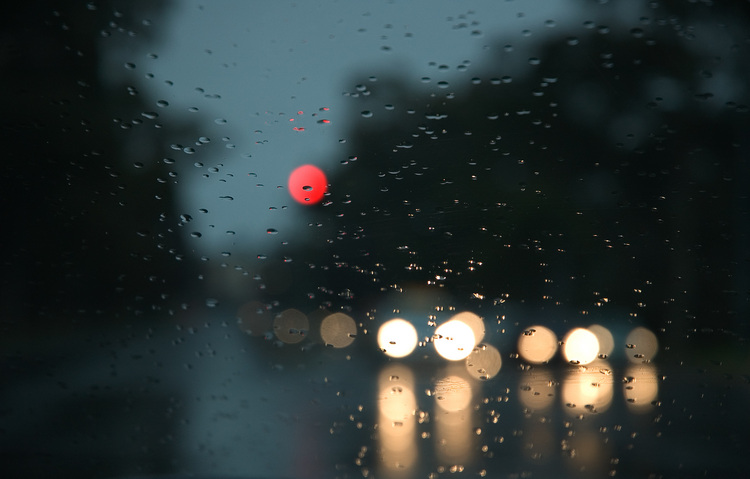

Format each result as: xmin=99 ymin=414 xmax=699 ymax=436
xmin=256 ymin=1 xmax=750 ymax=350
xmin=1 ymin=0 xmax=200 ymax=335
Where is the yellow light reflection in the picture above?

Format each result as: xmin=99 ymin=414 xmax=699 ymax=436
xmin=434 ymin=375 xmax=473 ymax=412
xmin=623 ymin=364 xmax=659 ymax=413
xmin=377 ymin=364 xmax=418 ymax=476
xmin=465 ymin=343 xmax=502 ymax=381
xmin=378 ymin=319 xmax=418 ymax=358
xmin=517 ymin=325 xmax=558 ymax=364
xmin=434 ymin=320 xmax=476 ymax=361
xmin=319 ymin=312 xmax=357 ymax=348
xmin=434 ymin=371 xmax=475 ymax=467
xmin=625 ymin=326 xmax=658 ymax=363
xmin=518 ymin=368 xmax=556 ymax=412
xmin=272 ymin=308 xmax=309 ymax=344
xmin=563 ymin=328 xmax=599 ymax=365
xmin=588 ymin=324 xmax=614 ymax=359
xmin=561 ymin=362 xmax=614 ymax=415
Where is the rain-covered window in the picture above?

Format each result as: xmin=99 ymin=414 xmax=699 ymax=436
xmin=2 ymin=1 xmax=749 ymax=478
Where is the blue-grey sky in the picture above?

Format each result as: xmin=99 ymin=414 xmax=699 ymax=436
xmin=102 ymin=0 xmax=607 ymax=261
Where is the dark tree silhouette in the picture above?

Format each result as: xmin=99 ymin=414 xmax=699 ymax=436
xmin=1 ymin=2 xmax=202 ymax=478
xmin=1 ymin=0 xmax=200 ymax=331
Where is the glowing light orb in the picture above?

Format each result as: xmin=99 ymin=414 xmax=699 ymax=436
xmin=625 ymin=326 xmax=658 ymax=363
xmin=449 ymin=311 xmax=485 ymax=344
xmin=588 ymin=324 xmax=614 ymax=359
xmin=288 ymin=164 xmax=327 ymax=204
xmin=434 ymin=320 xmax=475 ymax=361
xmin=320 ymin=312 xmax=357 ymax=348
xmin=563 ymin=328 xmax=599 ymax=365
xmin=272 ymin=308 xmax=309 ymax=344
xmin=517 ymin=325 xmax=558 ymax=364
xmin=465 ymin=343 xmax=502 ymax=380
xmin=378 ymin=319 xmax=418 ymax=358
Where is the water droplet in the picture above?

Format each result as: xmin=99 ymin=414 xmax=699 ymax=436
xmin=191 ymin=232 xmax=202 ymax=238
xmin=206 ymin=298 xmax=219 ymax=308
xmin=156 ymin=99 xmax=169 ymax=107
xmin=267 ymin=228 xmax=278 ymax=235
xmin=124 ymin=62 xmax=136 ymax=70
xmin=141 ymin=111 xmax=158 ymax=119
xmin=361 ymin=110 xmax=373 ymax=118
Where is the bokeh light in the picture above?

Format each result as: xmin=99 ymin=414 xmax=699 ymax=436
xmin=517 ymin=325 xmax=558 ymax=364
xmin=465 ymin=344 xmax=502 ymax=380
xmin=320 ymin=312 xmax=357 ymax=348
xmin=563 ymin=328 xmax=600 ymax=365
xmin=272 ymin=308 xmax=309 ymax=344
xmin=378 ymin=319 xmax=418 ymax=358
xmin=625 ymin=326 xmax=659 ymax=363
xmin=588 ymin=324 xmax=614 ymax=359
xmin=448 ymin=311 xmax=485 ymax=345
xmin=287 ymin=164 xmax=327 ymax=204
xmin=434 ymin=320 xmax=476 ymax=361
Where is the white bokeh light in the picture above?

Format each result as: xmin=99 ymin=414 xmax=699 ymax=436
xmin=378 ymin=319 xmax=419 ymax=358
xmin=563 ymin=328 xmax=600 ymax=365
xmin=434 ymin=320 xmax=476 ymax=361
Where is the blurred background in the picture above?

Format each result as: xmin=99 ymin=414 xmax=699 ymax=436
xmin=1 ymin=1 xmax=749 ymax=478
